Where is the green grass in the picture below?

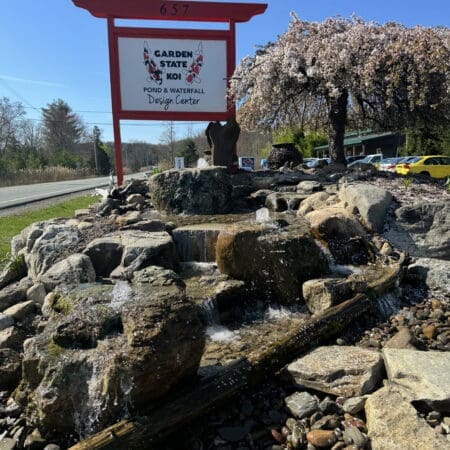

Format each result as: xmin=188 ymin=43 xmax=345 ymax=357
xmin=0 ymin=195 xmax=100 ymax=266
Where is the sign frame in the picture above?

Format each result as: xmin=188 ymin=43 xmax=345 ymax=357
xmin=111 ymin=26 xmax=235 ymax=121
xmin=73 ymin=1 xmax=267 ymax=185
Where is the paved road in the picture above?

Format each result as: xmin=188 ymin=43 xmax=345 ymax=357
xmin=0 ymin=173 xmax=146 ymax=210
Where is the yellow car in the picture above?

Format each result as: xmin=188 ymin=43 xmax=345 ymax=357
xmin=396 ymin=155 xmax=450 ymax=179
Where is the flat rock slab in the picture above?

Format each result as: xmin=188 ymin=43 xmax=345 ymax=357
xmin=382 ymin=348 xmax=450 ymax=412
xmin=287 ymin=345 xmax=384 ymax=397
xmin=365 ymin=386 xmax=449 ymax=450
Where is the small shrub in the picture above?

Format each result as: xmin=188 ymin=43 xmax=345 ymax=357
xmin=402 ymin=177 xmax=413 ymax=191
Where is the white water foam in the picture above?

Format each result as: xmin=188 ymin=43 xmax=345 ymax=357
xmin=255 ymin=207 xmax=271 ymax=223
xmin=197 ymin=158 xmax=209 ymax=168
xmin=110 ymin=281 xmax=133 ymax=312
xmin=206 ymin=325 xmax=239 ymax=343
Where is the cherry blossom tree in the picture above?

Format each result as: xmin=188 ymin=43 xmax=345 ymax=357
xmin=230 ymin=16 xmax=450 ymax=163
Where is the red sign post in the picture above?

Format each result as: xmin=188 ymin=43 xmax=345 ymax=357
xmin=73 ymin=1 xmax=267 ymax=185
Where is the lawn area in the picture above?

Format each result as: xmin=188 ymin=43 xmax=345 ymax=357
xmin=0 ymin=195 xmax=100 ymax=267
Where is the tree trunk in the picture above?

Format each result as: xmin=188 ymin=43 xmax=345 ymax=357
xmin=328 ymin=90 xmax=348 ymax=164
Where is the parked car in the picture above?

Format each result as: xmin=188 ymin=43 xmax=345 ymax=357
xmin=394 ymin=156 xmax=421 ymax=175
xmin=396 ymin=155 xmax=450 ymax=179
xmin=346 ymin=155 xmax=366 ymax=164
xmin=378 ymin=156 xmax=406 ymax=173
xmin=347 ymin=154 xmax=383 ymax=168
xmin=306 ymin=158 xmax=329 ymax=168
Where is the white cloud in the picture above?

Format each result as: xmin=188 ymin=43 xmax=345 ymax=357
xmin=0 ymin=74 xmax=66 ymax=88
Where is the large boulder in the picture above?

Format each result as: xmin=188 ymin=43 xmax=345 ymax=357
xmin=216 ymin=221 xmax=329 ymax=304
xmin=149 ymin=167 xmax=233 ymax=214
xmin=0 ymin=278 xmax=31 ymax=312
xmin=15 ymin=267 xmax=204 ymax=440
xmin=286 ymin=346 xmax=384 ymax=397
xmin=339 ymin=183 xmax=392 ymax=232
xmin=302 ymin=276 xmax=367 ymax=314
xmin=83 ymin=230 xmax=177 ymax=278
xmin=382 ymin=348 xmax=450 ymax=412
xmin=22 ymin=221 xmax=80 ymax=280
xmin=384 ymin=200 xmax=450 ymax=260
xmin=365 ymin=386 xmax=449 ymax=450
xmin=305 ymin=207 xmax=371 ymax=265
xmin=39 ymin=253 xmax=96 ymax=290
xmin=407 ymin=258 xmax=450 ymax=292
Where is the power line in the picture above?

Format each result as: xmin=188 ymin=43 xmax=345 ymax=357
xmin=26 ymin=117 xmax=203 ymax=127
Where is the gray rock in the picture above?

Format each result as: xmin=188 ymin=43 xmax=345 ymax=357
xmin=339 ymin=183 xmax=392 ymax=232
xmin=265 ymin=192 xmax=308 ymax=212
xmin=126 ymin=193 xmax=145 ymax=206
xmin=25 ymin=222 xmax=80 ymax=280
xmin=302 ymin=276 xmax=367 ymax=314
xmin=342 ymin=426 xmax=367 ymax=447
xmin=297 ymin=180 xmax=323 ymax=194
xmin=0 ymin=314 xmax=14 ymax=331
xmin=384 ymin=200 xmax=450 ymax=259
xmin=26 ymin=283 xmax=47 ymax=305
xmin=10 ymin=234 xmax=26 ymax=258
xmin=149 ymin=167 xmax=233 ymax=215
xmin=287 ymin=346 xmax=384 ymax=397
xmin=43 ymin=445 xmax=61 ymax=450
xmin=365 ymin=386 xmax=449 ymax=450
xmin=39 ymin=253 xmax=96 ymax=290
xmin=115 ymin=210 xmax=141 ymax=227
xmin=121 ymin=219 xmax=167 ymax=232
xmin=0 ymin=348 xmax=21 ymax=390
xmin=382 ymin=348 xmax=450 ymax=412
xmin=285 ymin=392 xmax=319 ymax=419
xmin=0 ymin=438 xmax=16 ymax=450
xmin=342 ymin=396 xmax=368 ymax=415
xmin=84 ymin=230 xmax=176 ymax=279
xmin=0 ymin=278 xmax=32 ymax=312
xmin=383 ymin=327 xmax=417 ymax=349
xmin=407 ymin=258 xmax=450 ymax=292
xmin=0 ymin=326 xmax=24 ymax=350
xmin=2 ymin=300 xmax=36 ymax=321
xmin=82 ymin=235 xmax=123 ymax=277
xmin=297 ymin=191 xmax=333 ymax=216
xmin=74 ymin=208 xmax=90 ymax=218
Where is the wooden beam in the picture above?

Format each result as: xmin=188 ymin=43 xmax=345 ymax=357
xmin=73 ymin=0 xmax=267 ymax=23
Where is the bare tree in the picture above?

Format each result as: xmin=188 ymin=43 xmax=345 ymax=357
xmin=159 ymin=121 xmax=177 ymax=163
xmin=0 ymin=96 xmax=25 ymax=153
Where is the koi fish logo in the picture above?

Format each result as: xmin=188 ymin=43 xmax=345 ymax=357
xmin=143 ymin=41 xmax=163 ymax=85
xmin=183 ymin=42 xmax=203 ymax=85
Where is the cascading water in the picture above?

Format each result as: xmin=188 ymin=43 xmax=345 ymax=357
xmin=197 ymin=158 xmax=209 ymax=168
xmin=200 ymin=297 xmax=239 ymax=343
xmin=255 ymin=207 xmax=271 ymax=223
xmin=314 ymin=239 xmax=363 ymax=276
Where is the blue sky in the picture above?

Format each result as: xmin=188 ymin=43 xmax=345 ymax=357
xmin=0 ymin=0 xmax=449 ymax=143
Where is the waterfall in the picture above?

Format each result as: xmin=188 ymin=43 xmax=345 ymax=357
xmin=201 ymin=297 xmax=238 ymax=343
xmin=255 ymin=207 xmax=271 ymax=223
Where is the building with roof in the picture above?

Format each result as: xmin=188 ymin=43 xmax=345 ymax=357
xmin=314 ymin=131 xmax=405 ymax=158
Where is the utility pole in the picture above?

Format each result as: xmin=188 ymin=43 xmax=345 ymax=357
xmin=93 ymin=127 xmax=99 ymax=174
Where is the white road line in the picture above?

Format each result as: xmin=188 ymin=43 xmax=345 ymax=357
xmin=0 ymin=186 xmax=96 ymax=205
